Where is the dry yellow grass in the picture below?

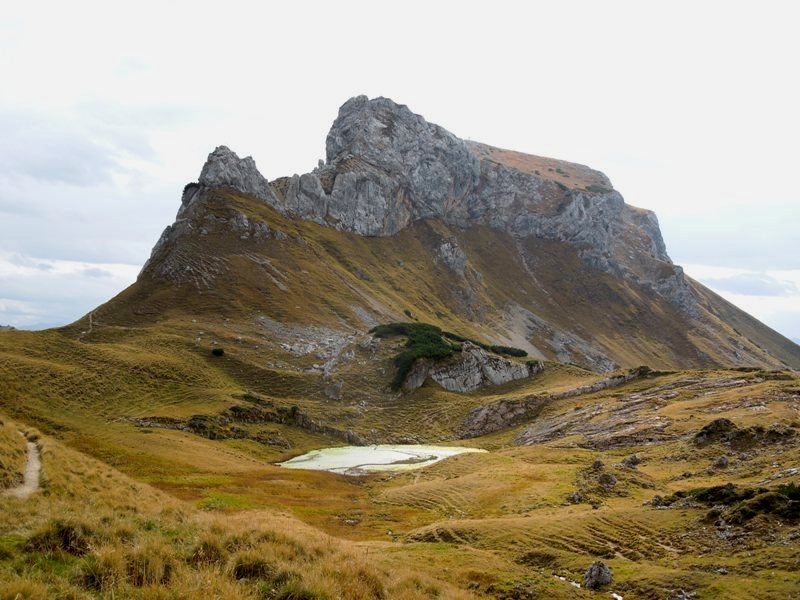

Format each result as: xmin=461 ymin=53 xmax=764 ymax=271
xmin=2 ymin=365 xmax=800 ymax=598
xmin=465 ymin=140 xmax=611 ymax=190
xmin=0 ymin=420 xmax=26 ymax=489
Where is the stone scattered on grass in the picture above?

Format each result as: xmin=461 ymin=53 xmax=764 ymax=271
xmin=583 ymin=560 xmax=613 ymax=590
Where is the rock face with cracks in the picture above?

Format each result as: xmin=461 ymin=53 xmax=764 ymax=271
xmin=402 ymin=342 xmax=543 ymax=393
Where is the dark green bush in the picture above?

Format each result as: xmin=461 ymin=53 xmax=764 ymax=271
xmin=371 ymin=323 xmax=530 ymax=390
xmin=371 ymin=323 xmax=456 ymax=390
xmin=489 ymin=345 xmax=528 ymax=357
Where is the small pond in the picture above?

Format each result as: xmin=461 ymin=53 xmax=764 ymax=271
xmin=277 ymin=444 xmax=486 ymax=476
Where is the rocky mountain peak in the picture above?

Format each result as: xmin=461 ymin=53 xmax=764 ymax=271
xmin=324 ymin=95 xmax=480 ymax=214
xmin=174 ymin=96 xmax=689 ymax=313
xmin=198 ymin=145 xmax=277 ymax=205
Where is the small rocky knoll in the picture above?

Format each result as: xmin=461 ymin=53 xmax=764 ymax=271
xmin=132 ymin=393 xmax=367 ymax=447
xmin=403 ymin=342 xmax=543 ymax=393
xmin=508 ymin=372 xmax=782 ymax=448
xmin=459 ymin=366 xmax=654 ymax=439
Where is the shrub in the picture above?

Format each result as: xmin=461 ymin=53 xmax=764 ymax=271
xmin=777 ymin=481 xmax=800 ymax=501
xmin=211 ymin=347 xmax=225 ymax=357
xmin=370 ymin=323 xmax=457 ymax=390
xmin=488 ymin=345 xmax=528 ymax=357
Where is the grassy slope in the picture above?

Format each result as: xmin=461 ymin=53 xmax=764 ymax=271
xmin=66 ymin=189 xmax=797 ymax=371
xmin=3 ymin=323 xmax=800 ymax=598
xmin=0 ymin=417 xmax=484 ymax=599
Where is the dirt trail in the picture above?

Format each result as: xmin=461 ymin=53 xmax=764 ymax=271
xmin=4 ymin=434 xmax=41 ymax=498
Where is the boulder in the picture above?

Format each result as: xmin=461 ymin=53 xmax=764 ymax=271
xmin=583 ymin=560 xmax=613 ymax=590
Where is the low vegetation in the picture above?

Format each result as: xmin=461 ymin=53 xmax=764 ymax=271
xmin=1 ymin=296 xmax=799 ymax=598
xmin=654 ymin=481 xmax=800 ymax=523
xmin=0 ymin=421 xmax=26 ymax=489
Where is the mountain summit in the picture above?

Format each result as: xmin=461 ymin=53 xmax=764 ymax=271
xmin=124 ymin=96 xmax=800 ymax=373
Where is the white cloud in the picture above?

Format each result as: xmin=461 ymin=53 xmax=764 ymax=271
xmin=0 ymin=254 xmax=140 ymax=329
xmin=697 ymin=272 xmax=798 ymax=297
xmin=685 ymin=265 xmax=800 ymax=341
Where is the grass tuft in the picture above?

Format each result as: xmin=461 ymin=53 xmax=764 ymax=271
xmin=24 ymin=519 xmax=96 ymax=557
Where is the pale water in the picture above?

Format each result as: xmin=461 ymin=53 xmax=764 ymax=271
xmin=277 ymin=444 xmax=486 ymax=475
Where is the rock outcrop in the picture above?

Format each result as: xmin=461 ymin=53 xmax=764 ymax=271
xmin=583 ymin=561 xmax=613 ymax=590
xmin=198 ymin=146 xmax=279 ymax=206
xmin=403 ymin=343 xmax=544 ymax=393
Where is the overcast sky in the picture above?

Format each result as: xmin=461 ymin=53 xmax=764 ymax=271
xmin=1 ymin=1 xmax=798 ymax=342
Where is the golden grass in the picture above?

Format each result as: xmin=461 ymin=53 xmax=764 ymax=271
xmin=465 ymin=139 xmax=611 ymax=190
xmin=0 ymin=420 xmax=26 ymax=489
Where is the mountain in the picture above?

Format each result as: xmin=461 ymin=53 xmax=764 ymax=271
xmin=96 ymin=95 xmax=798 ymax=374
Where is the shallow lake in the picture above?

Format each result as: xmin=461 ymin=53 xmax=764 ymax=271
xmin=277 ymin=444 xmax=486 ymax=476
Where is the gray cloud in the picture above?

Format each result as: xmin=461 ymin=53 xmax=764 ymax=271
xmin=0 ymin=102 xmax=186 ymax=187
xmin=665 ymin=210 xmax=800 ymax=271
xmin=82 ymin=267 xmax=113 ymax=278
xmin=8 ymin=254 xmax=54 ymax=271
xmin=699 ymin=272 xmax=798 ymax=297
xmin=0 ymin=113 xmax=121 ymax=186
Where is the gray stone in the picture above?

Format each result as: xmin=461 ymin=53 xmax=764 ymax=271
xmin=622 ymin=453 xmax=641 ymax=468
xmin=598 ymin=473 xmax=617 ymax=488
xmin=583 ymin=560 xmax=613 ymax=590
xmin=436 ymin=241 xmax=467 ymax=276
xmin=712 ymin=455 xmax=729 ymax=469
